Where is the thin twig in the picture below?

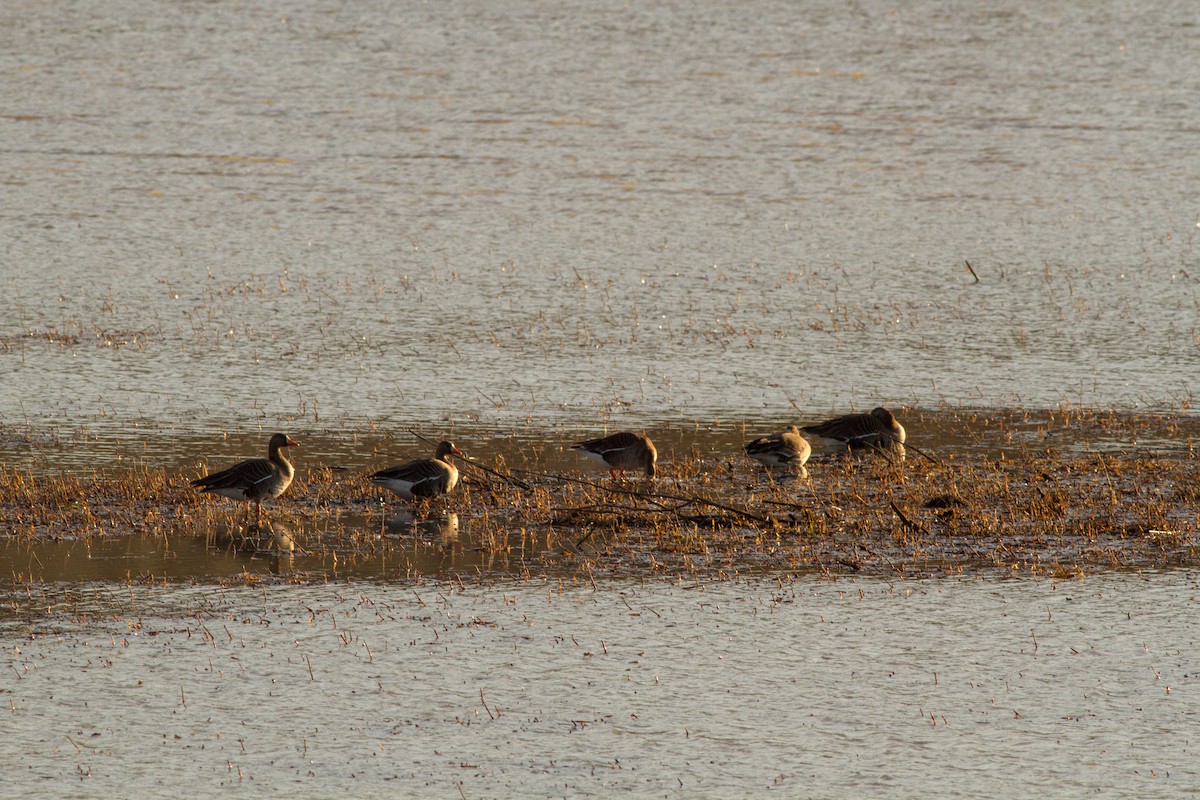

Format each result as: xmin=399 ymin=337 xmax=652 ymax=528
xmin=762 ymin=499 xmax=813 ymax=512
xmin=455 ymin=457 xmax=532 ymax=490
xmin=889 ymin=501 xmax=928 ymax=534
xmin=513 ymin=467 xmax=770 ymax=524
xmin=479 ymin=688 xmax=495 ymax=720
xmin=876 ymin=431 xmax=941 ymax=465
xmin=552 ymin=503 xmax=654 ymax=516
xmin=511 ymin=469 xmax=675 ymax=510
xmin=1095 ymin=453 xmax=1119 ymax=508
xmin=574 ymin=529 xmax=596 ymax=551
xmin=862 ymin=440 xmax=898 ymax=464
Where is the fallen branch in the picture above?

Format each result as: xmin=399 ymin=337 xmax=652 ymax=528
xmin=578 ymin=476 xmax=771 ymax=525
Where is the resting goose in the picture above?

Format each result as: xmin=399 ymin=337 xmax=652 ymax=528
xmin=572 ymin=431 xmax=657 ymax=479
xmin=802 ymin=407 xmax=906 ymax=459
xmin=371 ymin=440 xmax=463 ymax=502
xmin=744 ymin=425 xmax=811 ymax=468
xmin=191 ymin=433 xmax=299 ymax=519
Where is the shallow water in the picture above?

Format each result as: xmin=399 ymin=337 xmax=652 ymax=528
xmin=2 ymin=0 xmax=1198 ymax=457
xmin=3 ymin=575 xmax=1197 ymax=798
xmin=2 ymin=405 xmax=1196 ymax=476
xmin=0 ymin=512 xmax=557 ymax=585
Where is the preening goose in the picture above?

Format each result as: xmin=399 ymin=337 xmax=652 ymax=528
xmin=802 ymin=407 xmax=906 ymax=459
xmin=744 ymin=425 xmax=811 ymax=468
xmin=572 ymin=431 xmax=657 ymax=479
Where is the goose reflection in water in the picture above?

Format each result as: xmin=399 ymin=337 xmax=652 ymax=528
xmin=385 ymin=510 xmax=460 ymax=548
xmin=208 ymin=520 xmax=297 ymax=573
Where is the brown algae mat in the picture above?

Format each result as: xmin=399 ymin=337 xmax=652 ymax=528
xmin=1 ymin=407 xmax=1198 ymax=582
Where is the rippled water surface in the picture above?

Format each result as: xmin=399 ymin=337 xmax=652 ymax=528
xmin=4 ymin=4 xmax=1199 ymax=796
xmin=3 ymin=575 xmax=1198 ymax=798
xmin=3 ymin=0 xmax=1198 ymax=454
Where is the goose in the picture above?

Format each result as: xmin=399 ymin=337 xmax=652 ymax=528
xmin=191 ymin=433 xmax=298 ymax=519
xmin=801 ymin=407 xmax=906 ymax=459
xmin=744 ymin=425 xmax=811 ymax=468
xmin=571 ymin=431 xmax=657 ymax=479
xmin=371 ymin=440 xmax=462 ymax=502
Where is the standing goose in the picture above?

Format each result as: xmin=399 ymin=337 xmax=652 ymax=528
xmin=371 ymin=440 xmax=463 ymax=502
xmin=744 ymin=425 xmax=812 ymax=468
xmin=801 ymin=406 xmax=906 ymax=459
xmin=191 ymin=433 xmax=299 ymax=519
xmin=571 ymin=431 xmax=657 ymax=480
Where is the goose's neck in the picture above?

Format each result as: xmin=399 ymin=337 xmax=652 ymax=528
xmin=269 ymin=445 xmax=294 ymax=475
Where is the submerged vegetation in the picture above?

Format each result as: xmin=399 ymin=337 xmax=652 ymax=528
xmin=1 ymin=407 xmax=1197 ymax=583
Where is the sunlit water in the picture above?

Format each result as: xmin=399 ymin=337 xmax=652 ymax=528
xmin=4 ymin=3 xmax=1199 ymax=795
xmin=2 ymin=0 xmax=1198 ymax=456
xmin=3 ymin=575 xmax=1197 ymax=798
